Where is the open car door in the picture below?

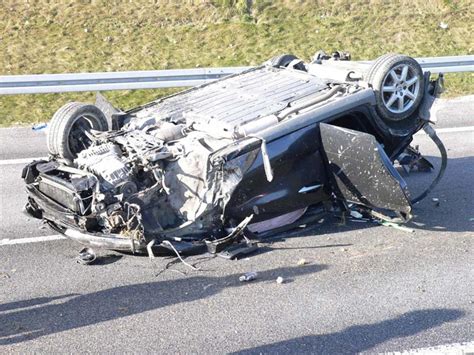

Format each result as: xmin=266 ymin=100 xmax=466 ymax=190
xmin=320 ymin=123 xmax=412 ymax=221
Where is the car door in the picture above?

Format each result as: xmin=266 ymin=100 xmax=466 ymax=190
xmin=319 ymin=122 xmax=412 ymax=220
xmin=225 ymin=124 xmax=330 ymax=223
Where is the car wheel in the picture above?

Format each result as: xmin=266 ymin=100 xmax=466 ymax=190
xmin=269 ymin=54 xmax=306 ymax=70
xmin=367 ymin=54 xmax=424 ymax=122
xmin=47 ymin=102 xmax=108 ymax=160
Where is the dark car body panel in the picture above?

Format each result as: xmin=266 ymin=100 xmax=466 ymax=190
xmin=225 ymin=125 xmax=329 ymax=222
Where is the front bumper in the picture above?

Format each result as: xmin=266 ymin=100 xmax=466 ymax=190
xmin=25 ymin=185 xmax=146 ymax=252
xmin=62 ymin=228 xmax=145 ymax=252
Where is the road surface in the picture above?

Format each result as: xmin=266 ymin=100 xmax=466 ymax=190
xmin=0 ymin=97 xmax=473 ymax=353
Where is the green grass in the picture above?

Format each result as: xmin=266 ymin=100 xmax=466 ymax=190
xmin=1 ymin=0 xmax=473 ymax=126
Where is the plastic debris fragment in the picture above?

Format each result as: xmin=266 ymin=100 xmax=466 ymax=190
xmin=239 ymin=272 xmax=257 ymax=282
xmin=77 ymin=247 xmax=97 ymax=265
xmin=32 ymin=123 xmax=48 ymax=131
xmin=297 ymin=258 xmax=307 ymax=266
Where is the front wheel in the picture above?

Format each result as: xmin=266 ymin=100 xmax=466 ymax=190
xmin=47 ymin=102 xmax=108 ymax=160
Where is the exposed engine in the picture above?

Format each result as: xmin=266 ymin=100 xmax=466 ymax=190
xmin=74 ymin=121 xmax=185 ymax=196
xmin=75 ymin=143 xmax=131 ymax=191
xmin=36 ymin=117 xmax=235 ymax=242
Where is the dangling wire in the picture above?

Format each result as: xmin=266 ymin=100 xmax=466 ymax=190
xmin=411 ymin=124 xmax=447 ymax=204
xmin=161 ymin=240 xmax=201 ymax=271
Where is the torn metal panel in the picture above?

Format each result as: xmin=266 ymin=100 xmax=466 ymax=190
xmin=225 ymin=124 xmax=329 ymax=223
xmin=320 ymin=123 xmax=412 ymax=218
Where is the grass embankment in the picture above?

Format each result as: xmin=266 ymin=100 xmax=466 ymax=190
xmin=0 ymin=0 xmax=472 ymax=126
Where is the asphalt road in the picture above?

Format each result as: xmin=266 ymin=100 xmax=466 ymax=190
xmin=0 ymin=97 xmax=473 ymax=353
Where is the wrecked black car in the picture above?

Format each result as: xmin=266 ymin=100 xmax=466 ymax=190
xmin=22 ymin=52 xmax=447 ymax=258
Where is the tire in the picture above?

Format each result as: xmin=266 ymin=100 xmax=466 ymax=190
xmin=367 ymin=54 xmax=424 ymax=122
xmin=269 ymin=54 xmax=305 ymax=71
xmin=47 ymin=102 xmax=108 ymax=160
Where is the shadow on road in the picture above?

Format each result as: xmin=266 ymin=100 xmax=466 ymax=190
xmin=232 ymin=308 xmax=465 ymax=354
xmin=0 ymin=264 xmax=326 ymax=345
xmin=0 ymin=295 xmax=77 ymax=313
xmin=404 ymin=155 xmax=473 ymax=233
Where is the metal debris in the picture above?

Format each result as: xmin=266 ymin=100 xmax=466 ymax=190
xmin=297 ymin=258 xmax=307 ymax=266
xmin=379 ymin=221 xmax=414 ymax=233
xmin=32 ymin=122 xmax=48 ymax=131
xmin=147 ymin=239 xmax=156 ymax=259
xmin=350 ymin=210 xmax=363 ymax=219
xmin=77 ymin=247 xmax=97 ymax=265
xmin=161 ymin=240 xmax=201 ymax=271
xmin=239 ymin=272 xmax=258 ymax=282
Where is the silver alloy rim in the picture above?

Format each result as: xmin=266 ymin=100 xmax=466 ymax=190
xmin=381 ymin=64 xmax=420 ymax=116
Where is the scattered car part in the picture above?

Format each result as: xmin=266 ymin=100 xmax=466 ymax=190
xmin=32 ymin=122 xmax=48 ymax=131
xmin=161 ymin=240 xmax=201 ymax=271
xmin=239 ymin=272 xmax=258 ymax=282
xmin=77 ymin=247 xmax=97 ymax=265
xmin=205 ymin=215 xmax=253 ymax=254
xmin=398 ymin=145 xmax=434 ymax=173
xmin=378 ymin=221 xmax=415 ymax=233
xmin=297 ymin=259 xmax=307 ymax=266
xmin=218 ymin=241 xmax=258 ymax=260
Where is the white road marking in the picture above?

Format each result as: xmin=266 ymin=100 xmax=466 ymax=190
xmin=415 ymin=126 xmax=474 ymax=135
xmin=0 ymin=234 xmax=66 ymax=246
xmin=438 ymin=126 xmax=474 ymax=133
xmin=0 ymin=156 xmax=47 ymax=166
xmin=387 ymin=340 xmax=474 ymax=354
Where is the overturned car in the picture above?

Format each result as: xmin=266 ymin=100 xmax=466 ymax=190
xmin=22 ymin=52 xmax=446 ymax=257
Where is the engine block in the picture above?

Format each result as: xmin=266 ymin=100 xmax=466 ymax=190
xmin=75 ymin=143 xmax=130 ymax=190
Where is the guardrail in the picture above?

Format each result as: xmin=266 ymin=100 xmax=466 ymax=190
xmin=0 ymin=56 xmax=472 ymax=95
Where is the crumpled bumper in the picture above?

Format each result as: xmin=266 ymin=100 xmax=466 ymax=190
xmin=62 ymin=229 xmax=145 ymax=252
xmin=24 ymin=184 xmax=146 ymax=252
